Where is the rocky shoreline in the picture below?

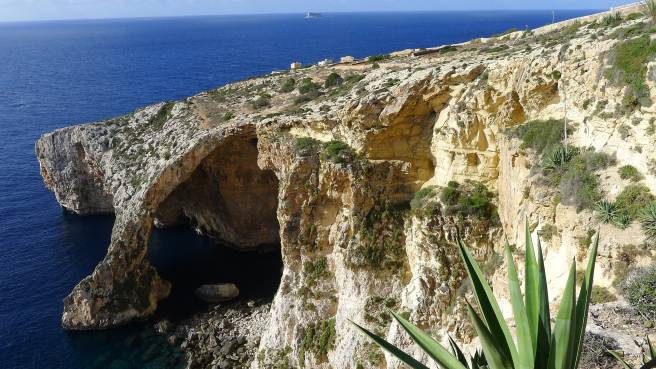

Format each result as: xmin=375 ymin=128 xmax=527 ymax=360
xmin=156 ymin=300 xmax=272 ymax=369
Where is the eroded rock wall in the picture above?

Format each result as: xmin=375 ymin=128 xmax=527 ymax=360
xmin=37 ymin=5 xmax=656 ymax=367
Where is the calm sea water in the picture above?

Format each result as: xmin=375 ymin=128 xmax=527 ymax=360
xmin=0 ymin=11 xmax=596 ymax=369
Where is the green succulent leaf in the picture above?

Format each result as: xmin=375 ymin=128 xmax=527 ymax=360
xmin=466 ymin=302 xmax=515 ymax=369
xmin=548 ymin=262 xmax=577 ymax=369
xmin=458 ymin=238 xmax=518 ymax=368
xmin=449 ymin=335 xmax=469 ymax=368
xmin=535 ymin=236 xmax=552 ymax=367
xmin=524 ymin=220 xmax=541 ymax=353
xmin=350 ymin=319 xmax=431 ymax=369
xmin=571 ymin=232 xmax=599 ymax=369
xmin=391 ymin=311 xmax=469 ymax=369
xmin=608 ymin=350 xmax=634 ymax=369
xmin=505 ymin=242 xmax=534 ymax=369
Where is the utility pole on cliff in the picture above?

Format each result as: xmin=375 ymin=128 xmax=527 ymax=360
xmin=563 ymin=71 xmax=568 ymax=151
xmin=552 ymin=10 xmax=555 ymax=24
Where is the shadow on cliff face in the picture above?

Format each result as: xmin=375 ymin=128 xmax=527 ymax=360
xmin=148 ymin=134 xmax=283 ymax=322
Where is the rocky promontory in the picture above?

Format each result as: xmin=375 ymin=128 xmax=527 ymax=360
xmin=37 ymin=4 xmax=656 ymax=368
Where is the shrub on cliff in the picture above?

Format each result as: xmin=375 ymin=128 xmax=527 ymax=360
xmin=280 ymin=77 xmax=296 ymax=93
xmin=624 ymin=266 xmax=656 ymax=321
xmin=438 ymin=180 xmax=499 ymax=225
xmin=509 ymin=119 xmax=567 ymax=154
xmin=619 ymin=165 xmax=643 ymax=182
xmin=250 ymin=96 xmax=270 ymax=110
xmin=324 ymin=72 xmax=343 ymax=88
xmin=352 ymin=222 xmax=600 ymax=369
xmin=607 ymin=35 xmax=656 ymax=108
xmin=321 ymin=140 xmax=358 ymax=164
xmin=615 ymin=184 xmax=655 ymax=221
xmin=368 ymin=55 xmax=387 ymax=62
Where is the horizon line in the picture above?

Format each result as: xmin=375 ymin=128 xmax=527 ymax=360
xmin=0 ymin=8 xmax=608 ymax=25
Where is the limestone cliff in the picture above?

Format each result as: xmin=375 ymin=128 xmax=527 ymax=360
xmin=37 ymin=3 xmax=656 ymax=368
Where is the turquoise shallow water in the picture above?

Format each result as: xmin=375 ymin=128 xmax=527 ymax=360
xmin=0 ymin=11 xmax=597 ymax=369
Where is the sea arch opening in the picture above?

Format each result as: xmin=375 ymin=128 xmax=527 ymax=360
xmin=147 ymin=133 xmax=283 ymax=320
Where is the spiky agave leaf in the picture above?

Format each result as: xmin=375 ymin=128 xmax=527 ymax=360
xmin=571 ymin=232 xmax=599 ymax=369
xmin=458 ymin=239 xmax=518 ymax=368
xmin=350 ymin=319 xmax=431 ymax=369
xmin=505 ymin=242 xmax=534 ymax=369
xmin=352 ymin=223 xmax=600 ymax=369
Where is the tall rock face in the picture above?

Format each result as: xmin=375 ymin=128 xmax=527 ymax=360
xmin=37 ymin=4 xmax=655 ymax=367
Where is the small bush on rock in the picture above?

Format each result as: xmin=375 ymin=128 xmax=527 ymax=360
xmin=321 ymin=140 xmax=358 ymax=164
xmin=619 ymin=165 xmax=643 ymax=182
xmin=280 ymin=77 xmax=296 ymax=93
xmin=509 ymin=119 xmax=567 ymax=154
xmin=324 ymin=72 xmax=343 ymax=88
xmin=624 ymin=266 xmax=656 ymax=321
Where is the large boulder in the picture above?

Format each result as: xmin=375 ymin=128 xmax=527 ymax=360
xmin=194 ymin=283 xmax=240 ymax=303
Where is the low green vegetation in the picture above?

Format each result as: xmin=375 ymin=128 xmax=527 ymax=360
xmin=607 ymin=35 xmax=656 ymax=108
xmin=294 ymin=136 xmax=321 ymax=156
xmin=320 ymin=140 xmax=358 ymax=164
xmin=222 ymin=111 xmax=235 ymax=121
xmin=363 ymin=296 xmax=399 ymax=328
xmin=410 ymin=186 xmax=437 ymax=211
xmin=352 ymin=222 xmax=600 ymax=369
xmin=640 ymin=202 xmax=656 ymax=239
xmin=616 ymin=184 xmax=655 ymax=219
xmin=440 ymin=180 xmax=499 ymax=224
xmin=294 ymin=77 xmax=322 ymax=104
xmin=303 ymin=257 xmax=329 ymax=287
xmin=324 ymin=72 xmax=343 ymax=88
xmin=149 ymin=102 xmax=174 ymax=130
xmin=368 ymin=55 xmax=387 ymax=62
xmin=601 ymin=12 xmax=623 ymax=28
xmin=509 ymin=119 xmax=567 ymax=154
xmin=299 ymin=318 xmax=336 ymax=366
xmin=348 ymin=201 xmax=408 ymax=273
xmin=619 ymin=165 xmax=643 ymax=181
xmin=596 ymin=201 xmax=617 ymax=223
xmin=595 ymin=184 xmax=655 ymax=230
xmin=250 ymin=95 xmax=271 ymax=109
xmin=549 ymin=149 xmax=612 ymax=211
xmin=280 ymin=77 xmax=296 ymax=93
xmin=624 ymin=266 xmax=656 ymax=321
xmin=539 ymin=223 xmax=559 ymax=241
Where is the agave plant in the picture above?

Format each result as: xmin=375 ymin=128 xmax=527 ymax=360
xmin=596 ymin=200 xmax=617 ymax=224
xmin=352 ymin=221 xmax=599 ymax=369
xmin=448 ymin=335 xmax=487 ymax=369
xmin=543 ymin=145 xmax=577 ymax=171
xmin=609 ymin=335 xmax=656 ymax=369
xmin=640 ymin=202 xmax=656 ymax=239
xmin=612 ymin=211 xmax=631 ymax=229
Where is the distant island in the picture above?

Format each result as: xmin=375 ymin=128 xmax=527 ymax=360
xmin=305 ymin=12 xmax=321 ymax=18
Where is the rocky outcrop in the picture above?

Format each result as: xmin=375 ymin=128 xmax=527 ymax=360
xmin=38 ymin=4 xmax=655 ymax=368
xmin=195 ymin=284 xmax=240 ymax=303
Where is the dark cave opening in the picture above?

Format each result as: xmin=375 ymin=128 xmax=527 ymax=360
xmin=147 ymin=227 xmax=282 ymax=322
xmin=148 ymin=134 xmax=283 ymax=322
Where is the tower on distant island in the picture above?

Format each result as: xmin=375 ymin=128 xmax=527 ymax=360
xmin=305 ymin=12 xmax=322 ymax=18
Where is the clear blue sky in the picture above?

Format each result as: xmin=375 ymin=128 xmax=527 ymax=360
xmin=0 ymin=0 xmax=636 ymax=23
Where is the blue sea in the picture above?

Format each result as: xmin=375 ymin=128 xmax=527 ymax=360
xmin=0 ymin=11 xmax=597 ymax=369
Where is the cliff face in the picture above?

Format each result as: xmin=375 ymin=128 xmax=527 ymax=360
xmin=37 ymin=4 xmax=655 ymax=368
